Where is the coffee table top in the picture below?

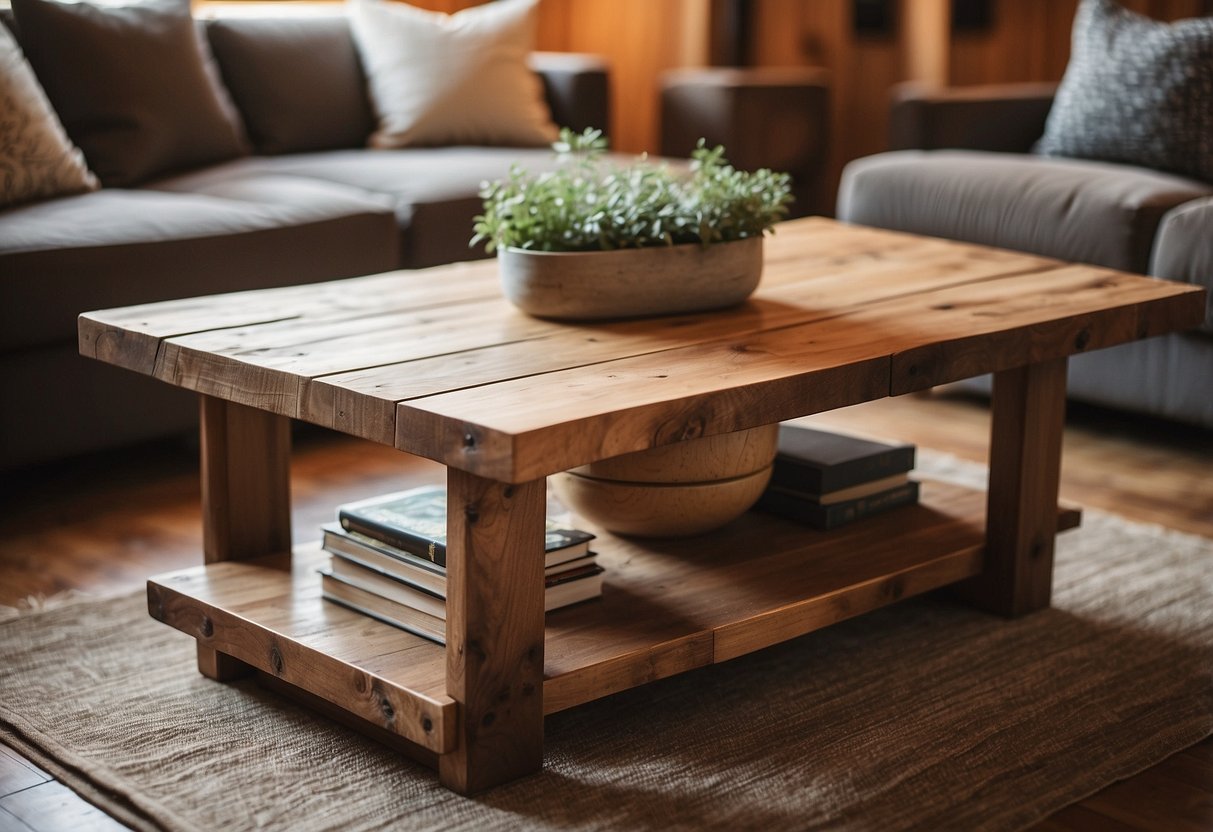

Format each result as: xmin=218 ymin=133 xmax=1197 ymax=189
xmin=80 ymin=218 xmax=1204 ymax=483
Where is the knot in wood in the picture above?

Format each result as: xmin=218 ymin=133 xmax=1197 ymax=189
xmin=462 ymin=432 xmax=477 ymax=450
xmin=269 ymin=644 xmax=285 ymax=675
xmin=654 ymin=416 xmax=706 ymax=445
xmin=1074 ymin=329 xmax=1091 ymax=351
xmin=421 ymin=716 xmax=433 ymax=733
xmin=199 ymin=616 xmax=214 ymax=638
xmin=481 ymin=711 xmax=496 ymax=728
xmin=465 ymin=504 xmax=480 ymax=525
xmin=378 ymin=696 xmax=395 ymax=721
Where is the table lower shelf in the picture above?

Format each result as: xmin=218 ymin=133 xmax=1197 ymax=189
xmin=147 ymin=478 xmax=1080 ymax=757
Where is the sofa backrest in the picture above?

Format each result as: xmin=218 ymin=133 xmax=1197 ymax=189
xmin=204 ymin=13 xmax=377 ymax=156
xmin=200 ymin=10 xmax=611 ymax=156
xmin=2 ymin=4 xmax=611 ymax=158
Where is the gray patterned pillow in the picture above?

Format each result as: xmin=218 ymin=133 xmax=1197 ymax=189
xmin=0 ymin=25 xmax=97 ymax=208
xmin=1037 ymin=0 xmax=1213 ymax=183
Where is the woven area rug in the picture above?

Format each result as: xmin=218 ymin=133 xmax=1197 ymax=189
xmin=1 ymin=454 xmax=1211 ymax=832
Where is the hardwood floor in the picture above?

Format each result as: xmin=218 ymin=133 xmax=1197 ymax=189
xmin=0 ymin=389 xmax=1209 ymax=831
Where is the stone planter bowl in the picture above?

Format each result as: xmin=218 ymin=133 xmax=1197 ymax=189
xmin=552 ymin=423 xmax=779 ymax=538
xmin=498 ymin=236 xmax=763 ymax=320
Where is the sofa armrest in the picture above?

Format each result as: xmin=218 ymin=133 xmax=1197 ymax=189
xmin=530 ymin=52 xmax=611 ymax=136
xmin=659 ymin=67 xmax=830 ymax=217
xmin=1151 ymin=197 xmax=1213 ymax=333
xmin=889 ymin=82 xmax=1057 ymax=154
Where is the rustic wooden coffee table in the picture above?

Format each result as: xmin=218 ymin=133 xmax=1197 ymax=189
xmin=80 ymin=218 xmax=1204 ymax=794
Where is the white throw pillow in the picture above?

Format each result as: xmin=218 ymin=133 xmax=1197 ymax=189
xmin=348 ymin=0 xmax=558 ymax=149
xmin=0 ymin=25 xmax=98 ymax=208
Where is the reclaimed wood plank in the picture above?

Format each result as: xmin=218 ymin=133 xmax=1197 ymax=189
xmin=142 ymin=481 xmax=1081 ymax=726
xmin=884 ymin=265 xmax=1206 ymax=393
xmin=305 ymin=245 xmax=1057 ymax=443
xmin=197 ymin=396 xmax=291 ymax=680
xmin=394 ymin=315 xmax=899 ymax=482
xmin=439 ymin=472 xmax=546 ymax=794
xmin=395 ymin=265 xmax=1202 ymax=481
xmin=77 ymin=262 xmax=502 ymax=374
xmin=151 ymin=601 xmax=455 ymax=753
xmin=950 ymin=359 xmax=1068 ymax=616
xmin=200 ymin=397 xmax=291 ymax=566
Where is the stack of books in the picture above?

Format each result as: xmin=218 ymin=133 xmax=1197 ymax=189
xmin=756 ymin=425 xmax=919 ymax=530
xmin=319 ymin=485 xmax=602 ymax=644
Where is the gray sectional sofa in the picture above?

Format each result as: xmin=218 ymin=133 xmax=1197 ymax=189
xmin=0 ymin=4 xmax=828 ymax=469
xmin=838 ymin=83 xmax=1213 ymax=428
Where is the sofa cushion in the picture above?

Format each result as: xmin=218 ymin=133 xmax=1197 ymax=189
xmin=10 ymin=0 xmax=249 ymax=187
xmin=0 ymin=24 xmax=97 ymax=208
xmin=1036 ymin=0 xmax=1213 ymax=183
xmin=195 ymin=148 xmax=597 ymax=268
xmin=349 ymin=0 xmax=557 ymax=149
xmin=205 ymin=13 xmax=375 ymax=155
xmin=0 ymin=179 xmax=398 ymax=352
xmin=1151 ymin=197 xmax=1213 ymax=333
xmin=837 ymin=150 xmax=1213 ymax=274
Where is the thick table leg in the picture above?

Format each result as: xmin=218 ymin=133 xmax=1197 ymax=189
xmin=439 ymin=470 xmax=546 ymax=794
xmin=955 ymin=358 xmax=1067 ymax=617
xmin=196 ymin=395 xmax=292 ymax=680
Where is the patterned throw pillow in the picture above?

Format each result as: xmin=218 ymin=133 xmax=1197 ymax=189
xmin=1036 ymin=0 xmax=1213 ymax=183
xmin=0 ymin=25 xmax=97 ymax=208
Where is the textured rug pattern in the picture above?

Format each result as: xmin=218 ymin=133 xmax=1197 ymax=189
xmin=1 ymin=455 xmax=1211 ymax=832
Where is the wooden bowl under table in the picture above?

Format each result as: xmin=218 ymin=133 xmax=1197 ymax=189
xmin=553 ymin=424 xmax=779 ymax=538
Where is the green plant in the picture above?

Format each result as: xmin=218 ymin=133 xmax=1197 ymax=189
xmin=471 ymin=127 xmax=793 ymax=253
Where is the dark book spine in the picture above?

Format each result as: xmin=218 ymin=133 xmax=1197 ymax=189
xmin=770 ymin=446 xmax=916 ymax=494
xmin=338 ymin=514 xmax=446 ymax=567
xmin=758 ymin=480 xmax=920 ymax=530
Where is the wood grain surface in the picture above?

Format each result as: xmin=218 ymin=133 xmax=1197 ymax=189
xmin=79 ymin=218 xmax=1205 ymax=484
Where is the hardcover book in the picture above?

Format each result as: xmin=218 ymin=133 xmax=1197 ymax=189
xmin=321 ymin=574 xmax=447 ymax=644
xmin=320 ymin=559 xmax=606 ymax=644
xmin=322 ymin=523 xmax=447 ymax=595
xmin=321 ymin=523 xmax=596 ymax=597
xmin=757 ymin=479 xmax=921 ymax=530
xmin=770 ymin=426 xmax=915 ymax=495
xmin=337 ymin=485 xmax=595 ymax=567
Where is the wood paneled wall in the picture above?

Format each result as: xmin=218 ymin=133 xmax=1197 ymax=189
xmin=534 ymin=0 xmax=711 ymax=154
xmin=747 ymin=0 xmax=906 ymax=213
